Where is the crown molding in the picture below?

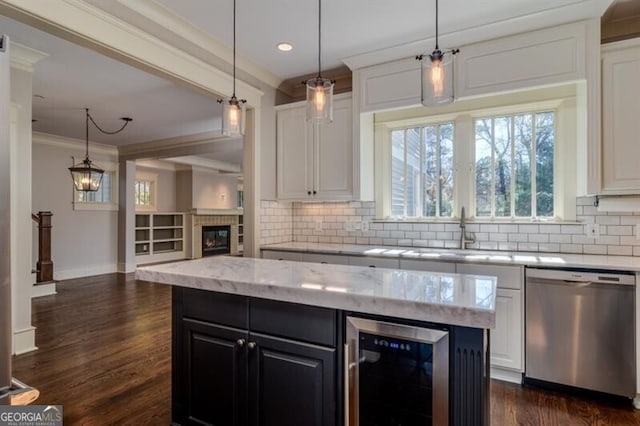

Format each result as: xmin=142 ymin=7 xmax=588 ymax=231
xmin=0 ymin=0 xmax=263 ymax=106
xmin=115 ymin=0 xmax=282 ymax=89
xmin=118 ymin=130 xmax=242 ymax=160
xmin=9 ymin=41 xmax=48 ymax=72
xmin=32 ymin=131 xmax=118 ymax=156
xmin=342 ymin=0 xmax=612 ymax=70
xmin=167 ymin=155 xmax=241 ymax=173
xmin=135 ymin=159 xmax=178 ymax=171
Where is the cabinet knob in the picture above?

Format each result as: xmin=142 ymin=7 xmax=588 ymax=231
xmin=313 ymin=190 xmax=317 ymax=195
xmin=307 ymin=191 xmax=312 ymax=196
xmin=368 ymin=265 xmax=376 ymax=268
xmin=248 ymin=342 xmax=257 ymax=351
xmin=320 ymin=261 xmax=328 ymax=264
xmin=236 ymin=339 xmax=246 ymax=348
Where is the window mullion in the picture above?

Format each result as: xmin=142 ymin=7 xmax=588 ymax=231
xmin=403 ymin=129 xmax=408 ymax=218
xmin=419 ymin=127 xmax=425 ymax=218
xmin=490 ymin=118 xmax=496 ymax=218
xmin=435 ymin=125 xmax=441 ymax=218
xmin=531 ymin=114 xmax=537 ymax=218
xmin=510 ymin=116 xmax=516 ymax=218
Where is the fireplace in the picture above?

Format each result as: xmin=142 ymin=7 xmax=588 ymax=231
xmin=202 ymin=225 xmax=231 ymax=257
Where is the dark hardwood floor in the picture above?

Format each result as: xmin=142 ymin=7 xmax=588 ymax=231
xmin=12 ymin=273 xmax=171 ymax=425
xmin=12 ymin=273 xmax=640 ymax=425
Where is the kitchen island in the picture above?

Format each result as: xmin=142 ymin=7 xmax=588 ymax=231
xmin=136 ymin=256 xmax=497 ymax=426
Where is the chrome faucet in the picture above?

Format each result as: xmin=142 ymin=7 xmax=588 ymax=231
xmin=459 ymin=206 xmax=476 ymax=250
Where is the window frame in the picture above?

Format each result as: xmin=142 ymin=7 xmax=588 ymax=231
xmin=375 ymin=97 xmax=575 ymax=222
xmin=72 ymin=161 xmax=119 ymax=211
xmin=134 ymin=171 xmax=158 ymax=212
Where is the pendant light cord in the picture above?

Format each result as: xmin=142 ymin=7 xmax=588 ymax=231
xmin=86 ymin=108 xmax=132 ymax=136
xmin=233 ymin=0 xmax=237 ymax=97
xmin=317 ymin=0 xmax=322 ymax=78
xmin=435 ymin=0 xmax=439 ymax=50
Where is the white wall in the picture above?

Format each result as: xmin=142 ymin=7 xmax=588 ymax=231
xmin=192 ymin=169 xmax=238 ymax=210
xmin=32 ymin=135 xmax=119 ymax=280
xmin=136 ymin=165 xmax=176 ymax=212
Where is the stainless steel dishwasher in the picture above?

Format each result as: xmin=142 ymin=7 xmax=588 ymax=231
xmin=525 ymin=267 xmax=636 ymax=398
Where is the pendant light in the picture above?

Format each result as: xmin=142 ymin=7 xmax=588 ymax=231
xmin=218 ymin=0 xmax=247 ymax=137
xmin=416 ymin=0 xmax=459 ymax=106
xmin=304 ymin=0 xmax=334 ymax=123
xmin=68 ymin=108 xmax=132 ymax=192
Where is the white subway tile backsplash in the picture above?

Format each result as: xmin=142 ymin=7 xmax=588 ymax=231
xmin=583 ymin=245 xmax=607 ymax=255
xmin=498 ymin=224 xmax=518 ymax=233
xmin=596 ymin=215 xmax=621 ymax=225
xmin=560 ymin=244 xmax=583 ymax=254
xmin=489 ymin=233 xmax=509 ymax=242
xmin=607 ymin=245 xmax=632 ymax=256
xmin=519 ymin=224 xmax=539 ymax=234
xmin=549 ymin=234 xmax=571 ymax=244
xmin=538 ymin=243 xmax=560 ymax=253
xmin=508 ymin=233 xmax=528 ymax=242
xmin=528 ymin=234 xmax=549 ymax=243
xmin=481 ymin=224 xmax=499 ymax=233
xmin=606 ymin=225 xmax=633 ymax=236
xmin=284 ymin=199 xmax=640 ymax=256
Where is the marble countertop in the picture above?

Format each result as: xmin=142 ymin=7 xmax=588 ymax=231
xmin=135 ymin=256 xmax=497 ymax=329
xmin=261 ymin=242 xmax=640 ymax=271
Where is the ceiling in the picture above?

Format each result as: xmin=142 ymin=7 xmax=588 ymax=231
xmin=1 ymin=0 xmax=620 ymax=154
xmin=156 ymin=0 xmax=598 ymax=79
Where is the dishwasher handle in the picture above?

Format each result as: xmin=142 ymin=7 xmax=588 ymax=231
xmin=562 ymin=279 xmax=592 ymax=287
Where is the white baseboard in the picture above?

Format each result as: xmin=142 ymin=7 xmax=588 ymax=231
xmin=13 ymin=327 xmax=37 ymax=355
xmin=54 ymin=264 xmax=118 ymax=281
xmin=490 ymin=367 xmax=523 ymax=384
xmin=32 ymin=282 xmax=57 ymax=298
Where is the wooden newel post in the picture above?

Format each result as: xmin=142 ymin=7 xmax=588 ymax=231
xmin=36 ymin=211 xmax=53 ymax=283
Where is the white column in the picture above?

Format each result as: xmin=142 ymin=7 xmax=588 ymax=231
xmin=118 ymin=160 xmax=136 ymax=272
xmin=243 ymin=107 xmax=260 ymax=257
xmin=9 ymin=45 xmax=47 ymax=354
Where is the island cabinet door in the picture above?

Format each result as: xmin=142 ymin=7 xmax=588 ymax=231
xmin=248 ymin=333 xmax=336 ymax=426
xmin=180 ymin=319 xmax=249 ymax=426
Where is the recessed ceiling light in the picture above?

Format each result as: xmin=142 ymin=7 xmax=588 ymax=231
xmin=277 ymin=42 xmax=293 ymax=52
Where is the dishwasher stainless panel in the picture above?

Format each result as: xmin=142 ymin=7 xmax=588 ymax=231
xmin=525 ymin=267 xmax=635 ymax=398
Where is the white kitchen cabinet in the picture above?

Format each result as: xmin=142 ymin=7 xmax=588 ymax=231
xmin=276 ymin=94 xmax=354 ymax=201
xmin=261 ymin=250 xmax=302 ymax=262
xmin=348 ymin=256 xmax=399 ymax=269
xmin=490 ymin=288 xmax=523 ymax=371
xmin=456 ymin=263 xmax=523 ymax=381
xmin=300 ymin=253 xmax=350 ymax=265
xmin=399 ymin=259 xmax=456 ymax=274
xmin=602 ymin=39 xmax=640 ymax=194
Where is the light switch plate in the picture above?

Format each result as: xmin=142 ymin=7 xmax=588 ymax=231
xmin=314 ymin=218 xmax=323 ymax=231
xmin=636 ymin=224 xmax=640 ymax=240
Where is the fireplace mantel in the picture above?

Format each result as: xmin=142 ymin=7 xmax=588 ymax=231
xmin=190 ymin=208 xmax=243 ymax=215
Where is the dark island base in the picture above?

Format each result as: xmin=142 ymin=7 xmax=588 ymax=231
xmin=171 ymin=287 xmax=489 ymax=426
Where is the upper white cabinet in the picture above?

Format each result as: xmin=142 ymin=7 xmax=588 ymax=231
xmin=354 ymin=20 xmax=595 ymax=114
xmin=601 ymin=39 xmax=640 ymax=194
xmin=276 ymin=94 xmax=354 ymax=201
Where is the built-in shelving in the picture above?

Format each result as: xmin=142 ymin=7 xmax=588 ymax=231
xmin=135 ymin=213 xmax=186 ymax=264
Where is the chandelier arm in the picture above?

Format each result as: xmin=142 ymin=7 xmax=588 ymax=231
xmin=87 ymin=111 xmax=132 ymax=135
xmin=85 ymin=108 xmax=90 ymax=160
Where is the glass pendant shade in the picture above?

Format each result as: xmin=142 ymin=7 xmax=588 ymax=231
xmin=306 ymin=77 xmax=334 ymax=123
xmin=221 ymin=96 xmax=246 ymax=137
xmin=69 ymin=158 xmax=104 ymax=192
xmin=421 ymin=50 xmax=454 ymax=106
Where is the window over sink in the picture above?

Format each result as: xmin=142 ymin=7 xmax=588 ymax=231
xmin=375 ymin=88 xmax=576 ymax=222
